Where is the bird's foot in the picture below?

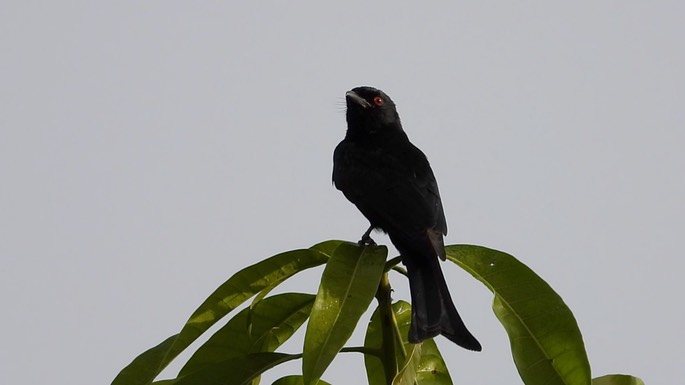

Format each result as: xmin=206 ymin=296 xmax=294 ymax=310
xmin=358 ymin=225 xmax=377 ymax=246
xmin=358 ymin=234 xmax=377 ymax=246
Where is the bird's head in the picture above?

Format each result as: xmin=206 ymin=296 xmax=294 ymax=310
xmin=345 ymin=86 xmax=402 ymax=135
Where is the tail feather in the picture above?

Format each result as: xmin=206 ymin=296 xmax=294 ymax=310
xmin=404 ymin=254 xmax=481 ymax=351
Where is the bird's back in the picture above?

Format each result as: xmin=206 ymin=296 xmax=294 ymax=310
xmin=333 ymin=134 xmax=447 ymax=259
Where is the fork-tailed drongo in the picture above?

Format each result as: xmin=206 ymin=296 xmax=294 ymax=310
xmin=332 ymin=86 xmax=481 ymax=351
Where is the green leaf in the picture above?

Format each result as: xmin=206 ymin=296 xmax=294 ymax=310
xmin=393 ymin=343 xmax=422 ymax=385
xmin=250 ymin=241 xmax=346 ymax=309
xmin=180 ymin=293 xmax=315 ymax=376
xmin=151 ymin=380 xmax=177 ymax=385
xmin=112 ymin=247 xmax=329 ymax=385
xmin=250 ymin=293 xmax=315 ymax=351
xmin=303 ymin=242 xmax=388 ymax=385
xmin=365 ymin=300 xmax=453 ymax=385
xmin=592 ymin=374 xmax=645 ymax=385
xmin=446 ymin=245 xmax=591 ymax=385
xmin=174 ymin=352 xmax=300 ymax=385
xmin=271 ymin=375 xmax=333 ymax=385
xmin=414 ymin=341 xmax=452 ymax=385
xmin=310 ymin=239 xmax=346 ymax=256
xmin=364 ymin=295 xmax=401 ymax=385
xmin=113 ymin=335 xmax=179 ymax=385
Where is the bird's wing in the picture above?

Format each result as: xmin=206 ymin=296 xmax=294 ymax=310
xmin=334 ymin=141 xmax=447 ymax=256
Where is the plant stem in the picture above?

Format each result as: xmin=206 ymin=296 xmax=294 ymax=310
xmin=391 ymin=265 xmax=408 ymax=278
xmin=339 ymin=346 xmax=381 ymax=356
xmin=375 ymin=272 xmax=398 ymax=385
xmin=385 ymin=256 xmax=403 ymax=271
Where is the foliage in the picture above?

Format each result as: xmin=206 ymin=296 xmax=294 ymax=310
xmin=112 ymin=240 xmax=643 ymax=385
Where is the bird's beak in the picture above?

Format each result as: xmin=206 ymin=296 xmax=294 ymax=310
xmin=346 ymin=91 xmax=372 ymax=108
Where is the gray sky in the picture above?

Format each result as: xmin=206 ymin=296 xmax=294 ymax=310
xmin=1 ymin=2 xmax=683 ymax=384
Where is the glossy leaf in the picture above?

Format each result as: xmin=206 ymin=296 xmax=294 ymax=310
xmin=303 ymin=242 xmax=387 ymax=385
xmin=247 ymin=241 xmax=347 ymax=311
xmin=446 ymin=245 xmax=591 ymax=385
xmin=393 ymin=343 xmax=422 ymax=385
xmin=592 ymin=375 xmax=645 ymax=385
xmin=364 ymin=300 xmax=401 ymax=385
xmin=250 ymin=293 xmax=315 ymax=351
xmin=365 ymin=300 xmax=452 ymax=385
xmin=112 ymin=244 xmax=332 ymax=385
xmin=271 ymin=375 xmax=332 ymax=385
xmin=180 ymin=293 xmax=314 ymax=376
xmin=310 ymin=239 xmax=346 ymax=256
xmin=174 ymin=352 xmax=299 ymax=385
xmin=414 ymin=342 xmax=452 ymax=385
xmin=114 ymin=335 xmax=179 ymax=385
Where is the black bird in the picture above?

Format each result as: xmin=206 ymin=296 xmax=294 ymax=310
xmin=332 ymin=86 xmax=481 ymax=351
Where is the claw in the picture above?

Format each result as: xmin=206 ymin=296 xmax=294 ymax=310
xmin=358 ymin=225 xmax=377 ymax=246
xmin=358 ymin=234 xmax=377 ymax=246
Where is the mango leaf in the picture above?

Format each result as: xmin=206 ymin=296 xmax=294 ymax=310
xmin=271 ymin=375 xmax=333 ymax=385
xmin=446 ymin=245 xmax=591 ymax=385
xmin=365 ymin=300 xmax=453 ymax=385
xmin=393 ymin=343 xmax=422 ymax=385
xmin=174 ymin=352 xmax=299 ymax=385
xmin=151 ymin=380 xmax=177 ymax=385
xmin=310 ymin=239 xmax=346 ymax=256
xmin=364 ymin=300 xmax=401 ymax=385
xmin=303 ymin=242 xmax=387 ymax=385
xmin=114 ymin=334 xmax=179 ymax=385
xmin=249 ymin=241 xmax=347 ymax=309
xmin=112 ymin=244 xmax=332 ymax=385
xmin=250 ymin=293 xmax=315 ymax=352
xmin=592 ymin=374 xmax=645 ymax=385
xmin=179 ymin=293 xmax=314 ymax=376
xmin=414 ymin=341 xmax=452 ymax=385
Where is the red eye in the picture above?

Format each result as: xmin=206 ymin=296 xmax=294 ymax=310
xmin=373 ymin=96 xmax=384 ymax=106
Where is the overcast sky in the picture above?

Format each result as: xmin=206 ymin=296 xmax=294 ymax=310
xmin=1 ymin=2 xmax=683 ymax=385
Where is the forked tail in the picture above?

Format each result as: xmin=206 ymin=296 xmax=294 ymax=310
xmin=404 ymin=254 xmax=482 ymax=351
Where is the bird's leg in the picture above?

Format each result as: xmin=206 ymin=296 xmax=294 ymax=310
xmin=358 ymin=225 xmax=377 ymax=246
